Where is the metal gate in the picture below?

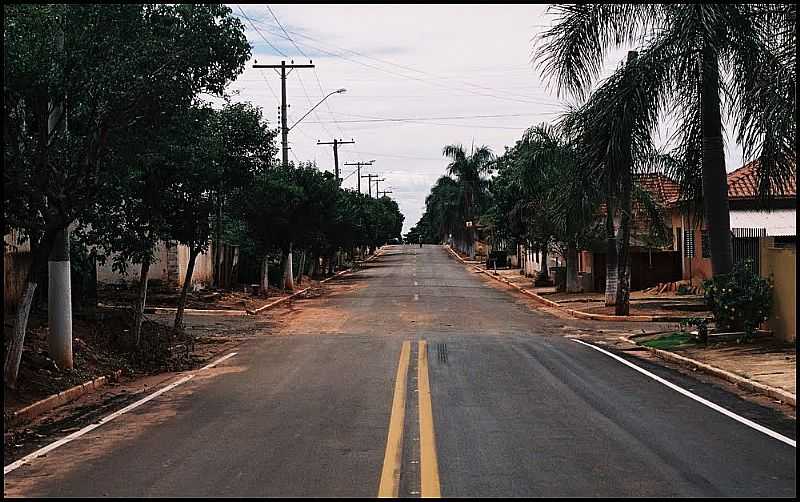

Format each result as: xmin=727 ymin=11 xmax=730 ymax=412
xmin=731 ymin=227 xmax=766 ymax=272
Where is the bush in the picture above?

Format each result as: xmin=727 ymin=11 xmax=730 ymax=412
xmin=680 ymin=316 xmax=709 ymax=344
xmin=702 ymin=260 xmax=773 ymax=340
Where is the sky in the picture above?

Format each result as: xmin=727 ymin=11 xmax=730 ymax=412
xmin=224 ymin=4 xmax=745 ymax=234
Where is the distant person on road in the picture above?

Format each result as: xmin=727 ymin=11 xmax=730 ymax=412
xmin=419 ymin=236 xmax=423 ymax=248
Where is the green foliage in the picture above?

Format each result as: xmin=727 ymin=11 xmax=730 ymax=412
xmin=237 ymin=163 xmax=404 ymax=273
xmin=642 ymin=332 xmax=695 ymax=350
xmin=4 ymin=3 xmax=251 ymax=266
xmin=702 ymin=260 xmax=773 ymax=339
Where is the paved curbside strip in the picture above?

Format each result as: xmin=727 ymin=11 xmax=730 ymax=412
xmin=7 ymin=250 xmax=392 ymax=427
xmin=444 ymin=245 xmax=696 ymax=323
xmin=622 ymin=336 xmax=797 ymax=408
xmin=148 ymin=307 xmax=247 ymax=316
xmin=10 ymin=370 xmax=124 ymax=426
xmin=250 ymin=247 xmax=385 ymax=315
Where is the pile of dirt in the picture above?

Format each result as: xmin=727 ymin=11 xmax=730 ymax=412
xmin=98 ymin=283 xmax=285 ymax=311
xmin=92 ymin=308 xmax=196 ymax=373
xmin=3 ymin=308 xmax=195 ymax=421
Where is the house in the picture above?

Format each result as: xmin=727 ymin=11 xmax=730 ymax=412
xmin=670 ymin=161 xmax=796 ymax=284
xmin=666 ymin=160 xmax=796 ymax=342
xmin=579 ymin=173 xmax=683 ymax=292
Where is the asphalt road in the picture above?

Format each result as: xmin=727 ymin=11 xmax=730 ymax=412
xmin=4 ymin=245 xmax=796 ymax=497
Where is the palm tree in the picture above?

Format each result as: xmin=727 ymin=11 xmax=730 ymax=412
xmin=442 ymin=144 xmax=495 ymax=259
xmin=425 ymin=176 xmax=462 ymax=245
xmin=561 ymin=50 xmax=664 ymax=315
xmin=536 ymin=4 xmax=796 ymax=277
xmin=514 ymin=125 xmax=602 ymax=293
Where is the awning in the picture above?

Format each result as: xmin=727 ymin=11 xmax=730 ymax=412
xmin=729 ymin=209 xmax=796 ymax=237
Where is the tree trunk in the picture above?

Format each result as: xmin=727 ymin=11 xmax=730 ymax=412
xmin=174 ymin=247 xmax=199 ymax=331
xmin=48 ymin=226 xmax=73 ymax=369
xmin=283 ymin=243 xmax=295 ymax=291
xmin=4 ymin=229 xmax=58 ymax=388
xmin=213 ymin=182 xmax=223 ymax=288
xmin=295 ymin=250 xmax=306 ymax=286
xmin=4 ymin=282 xmax=37 ymax=389
xmin=701 ymin=45 xmax=733 ymax=276
xmin=134 ymin=258 xmax=151 ymax=348
xmin=540 ymin=243 xmax=549 ymax=280
xmin=260 ymin=254 xmax=269 ymax=295
xmin=604 ymin=195 xmax=619 ymax=306
xmin=310 ymin=253 xmax=320 ymax=278
xmin=615 ymin=173 xmax=633 ymax=316
xmin=565 ymin=241 xmax=579 ymax=293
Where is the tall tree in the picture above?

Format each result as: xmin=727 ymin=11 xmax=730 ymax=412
xmin=535 ymin=4 xmax=796 ymax=277
xmin=211 ymin=101 xmax=275 ymax=288
xmin=3 ymin=4 xmax=250 ymax=387
xmin=514 ymin=124 xmax=602 ymax=293
xmin=442 ymin=144 xmax=495 ymax=259
xmin=562 ymin=50 xmax=663 ymax=315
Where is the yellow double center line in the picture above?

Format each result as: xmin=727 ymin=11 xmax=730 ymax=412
xmin=378 ymin=340 xmax=441 ymax=498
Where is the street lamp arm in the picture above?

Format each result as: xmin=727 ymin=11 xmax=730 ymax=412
xmin=288 ymin=88 xmax=346 ymax=132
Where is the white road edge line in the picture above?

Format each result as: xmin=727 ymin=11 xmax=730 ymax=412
xmin=4 ymin=352 xmax=239 ymax=475
xmin=572 ymin=339 xmax=795 ymax=448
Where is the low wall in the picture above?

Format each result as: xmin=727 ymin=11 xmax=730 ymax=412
xmin=96 ymin=241 xmax=171 ymax=285
xmin=176 ymin=245 xmax=215 ymax=287
xmin=760 ymin=239 xmax=796 ymax=343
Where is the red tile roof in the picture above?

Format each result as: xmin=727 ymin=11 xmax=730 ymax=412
xmin=726 ymin=160 xmax=796 ymax=199
xmin=596 ymin=173 xmax=677 ymax=228
xmin=634 ymin=173 xmax=681 ymax=206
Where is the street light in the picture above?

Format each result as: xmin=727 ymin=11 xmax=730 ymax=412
xmin=288 ymin=88 xmax=346 ymax=131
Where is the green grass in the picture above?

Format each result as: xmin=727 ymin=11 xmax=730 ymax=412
xmin=641 ymin=332 xmax=696 ymax=350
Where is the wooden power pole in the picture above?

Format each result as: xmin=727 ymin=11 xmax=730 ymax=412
xmin=318 ymin=138 xmax=355 ymax=181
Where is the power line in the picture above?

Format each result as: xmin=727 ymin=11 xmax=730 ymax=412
xmin=237 ymin=5 xmax=287 ymax=57
xmin=306 ymin=112 xmax=551 ymax=123
xmin=349 ymin=149 xmax=442 ymax=161
xmin=264 ymin=5 xmax=347 ymax=139
xmin=242 ymin=15 xmax=556 ymax=107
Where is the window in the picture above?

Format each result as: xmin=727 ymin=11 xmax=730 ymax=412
xmin=701 ymin=230 xmax=710 ymax=258
xmin=684 ymin=229 xmax=695 ymax=258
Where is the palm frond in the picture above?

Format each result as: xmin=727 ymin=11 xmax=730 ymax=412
xmin=534 ymin=3 xmax=660 ymax=99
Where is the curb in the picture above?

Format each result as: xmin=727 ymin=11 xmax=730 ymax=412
xmin=6 ymin=250 xmax=389 ymax=427
xmin=444 ymin=245 xmax=701 ymax=323
xmin=250 ymin=248 xmax=384 ymax=315
xmin=104 ymin=249 xmax=384 ymax=318
xmin=623 ymin=336 xmax=796 ymax=408
xmin=9 ymin=370 xmax=124 ymax=426
xmin=148 ymin=307 xmax=247 ymax=316
xmin=98 ymin=303 xmax=248 ymax=316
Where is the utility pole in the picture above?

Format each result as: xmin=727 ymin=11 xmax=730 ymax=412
xmin=344 ymin=160 xmax=374 ymax=193
xmin=374 ymin=177 xmax=386 ymax=197
xmin=361 ymin=173 xmax=379 ymax=197
xmin=377 ymin=190 xmax=393 ymax=198
xmin=318 ymin=138 xmax=355 ymax=181
xmin=253 ymin=60 xmax=314 ymax=168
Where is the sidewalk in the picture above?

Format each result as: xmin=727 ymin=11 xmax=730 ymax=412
xmin=446 ymin=246 xmax=796 ymax=408
xmin=674 ymin=343 xmax=795 ymax=396
xmin=630 ymin=333 xmax=796 ymax=405
xmin=449 ymin=248 xmax=705 ymax=322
